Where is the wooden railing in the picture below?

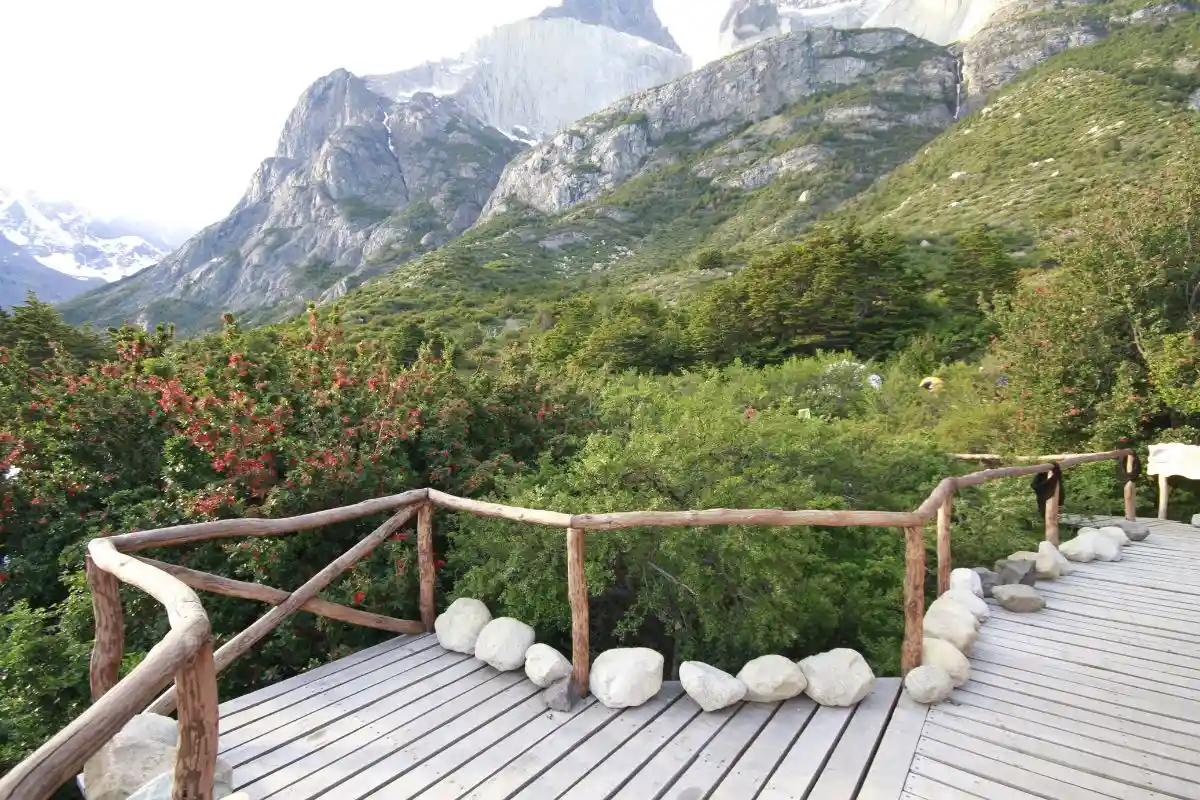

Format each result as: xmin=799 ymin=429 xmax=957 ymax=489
xmin=0 ymin=449 xmax=1136 ymax=800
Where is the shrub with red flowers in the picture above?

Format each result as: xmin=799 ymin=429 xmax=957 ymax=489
xmin=0 ymin=305 xmax=593 ymax=771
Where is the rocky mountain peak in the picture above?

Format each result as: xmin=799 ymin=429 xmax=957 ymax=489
xmin=539 ymin=0 xmax=682 ymax=53
xmin=276 ymin=69 xmax=387 ymax=161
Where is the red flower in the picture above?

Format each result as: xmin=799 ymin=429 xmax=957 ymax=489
xmin=353 ymin=590 xmax=366 ymax=606
xmin=0 ymin=572 xmax=8 ymax=584
xmin=434 ymin=559 xmax=447 ymax=569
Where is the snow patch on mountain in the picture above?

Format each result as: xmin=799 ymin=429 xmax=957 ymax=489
xmin=365 ymin=17 xmax=691 ymax=140
xmin=720 ymin=0 xmax=1013 ymax=53
xmin=0 ymin=188 xmax=164 ymax=283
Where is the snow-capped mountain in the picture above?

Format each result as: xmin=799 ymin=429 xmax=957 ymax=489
xmin=364 ymin=0 xmax=691 ymax=141
xmin=0 ymin=233 xmax=104 ymax=307
xmin=719 ymin=0 xmax=1010 ymax=53
xmin=0 ymin=188 xmax=165 ymax=284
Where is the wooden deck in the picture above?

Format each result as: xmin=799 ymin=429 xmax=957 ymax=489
xmin=903 ymin=516 xmax=1200 ymax=800
xmin=214 ymin=516 xmax=1200 ymax=800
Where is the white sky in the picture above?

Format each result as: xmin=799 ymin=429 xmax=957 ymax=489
xmin=0 ymin=0 xmax=730 ymax=233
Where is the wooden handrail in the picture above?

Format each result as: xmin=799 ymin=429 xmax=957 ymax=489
xmin=148 ymin=507 xmax=418 ymax=715
xmin=7 ymin=447 xmax=1139 ymax=800
xmin=134 ymin=557 xmax=426 ymax=635
xmin=428 ymin=489 xmax=573 ymax=527
xmin=571 ymin=507 xmax=923 ymax=530
xmin=107 ymin=489 xmax=428 ymax=551
xmin=0 ymin=540 xmax=215 ymax=800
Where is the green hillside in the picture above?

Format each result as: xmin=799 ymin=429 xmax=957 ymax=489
xmin=327 ymin=16 xmax=1200 ymax=350
xmin=848 ymin=16 xmax=1200 ymax=246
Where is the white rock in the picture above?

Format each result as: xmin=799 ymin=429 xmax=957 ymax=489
xmin=928 ymin=595 xmax=981 ymax=630
xmin=799 ymin=648 xmax=875 ymax=707
xmin=950 ymin=567 xmax=983 ymax=598
xmin=1192 ymin=513 xmax=1200 ymax=527
xmin=680 ymin=661 xmax=748 ymax=712
xmin=737 ymin=655 xmax=807 ymax=702
xmin=1009 ymin=548 xmax=1059 ymax=579
xmin=904 ymin=665 xmax=954 ymax=704
xmin=943 ymin=588 xmax=989 ymax=623
xmin=525 ymin=643 xmax=572 ymax=687
xmin=474 ymin=617 xmax=536 ymax=671
xmin=1039 ymin=540 xmax=1074 ymax=576
xmin=590 ymin=648 xmax=664 ymax=708
xmin=924 ymin=598 xmax=979 ymax=654
xmin=1097 ymin=525 xmax=1131 ymax=547
xmin=923 ymin=638 xmax=970 ymax=687
xmin=435 ymin=597 xmax=492 ymax=654
xmin=83 ymin=714 xmax=181 ymax=800
xmin=1059 ymin=533 xmax=1096 ymax=562
xmin=1087 ymin=530 xmax=1123 ymax=562
xmin=126 ymin=760 xmax=235 ymax=800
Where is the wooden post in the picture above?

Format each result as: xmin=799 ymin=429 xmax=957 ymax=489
xmin=901 ymin=526 xmax=925 ymax=676
xmin=1124 ymin=454 xmax=1137 ymax=521
xmin=172 ymin=638 xmax=218 ymax=800
xmin=417 ymin=503 xmax=436 ymax=633
xmin=936 ymin=495 xmax=953 ymax=596
xmin=86 ymin=555 xmax=125 ymax=701
xmin=1159 ymin=474 xmax=1169 ymax=520
xmin=566 ymin=527 xmax=589 ymax=695
xmin=1044 ymin=482 xmax=1060 ymax=546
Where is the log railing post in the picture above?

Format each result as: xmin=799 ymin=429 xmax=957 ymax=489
xmin=86 ymin=555 xmax=125 ymax=701
xmin=936 ymin=495 xmax=953 ymax=596
xmin=566 ymin=527 xmax=589 ymax=695
xmin=172 ymin=638 xmax=218 ymax=800
xmin=1123 ymin=454 xmax=1137 ymax=521
xmin=1158 ymin=474 xmax=1169 ymax=520
xmin=901 ymin=526 xmax=925 ymax=676
xmin=417 ymin=503 xmax=436 ymax=633
xmin=1044 ymin=479 xmax=1061 ymax=546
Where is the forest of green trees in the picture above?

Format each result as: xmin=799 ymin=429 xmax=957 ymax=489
xmin=1 ymin=159 xmax=1198 ymax=781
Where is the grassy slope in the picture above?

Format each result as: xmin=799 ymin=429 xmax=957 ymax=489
xmin=847 ymin=15 xmax=1200 ymax=251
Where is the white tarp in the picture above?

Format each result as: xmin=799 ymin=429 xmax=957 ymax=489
xmin=1148 ymin=443 xmax=1200 ymax=481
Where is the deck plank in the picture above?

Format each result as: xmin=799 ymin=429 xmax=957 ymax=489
xmin=504 ymin=686 xmax=687 ymax=800
xmin=233 ymin=658 xmax=492 ymax=791
xmin=458 ymin=697 xmax=632 ymax=800
xmin=707 ymin=697 xmax=817 ymax=800
xmin=756 ymin=703 xmax=855 ymax=799
xmin=363 ymin=694 xmax=597 ymax=798
xmin=661 ymin=701 xmax=777 ymax=798
xmin=217 ymin=635 xmax=417 ymax=718
xmin=858 ymin=691 xmax=930 ymax=800
xmin=221 ymin=634 xmax=441 ymax=735
xmin=253 ymin=672 xmax=528 ymax=799
xmin=222 ymin=649 xmax=467 ymax=761
xmin=607 ymin=700 xmax=738 ymax=800
xmin=557 ymin=694 xmax=703 ymax=799
xmin=807 ymin=678 xmax=901 ymax=800
xmin=286 ymin=678 xmax=540 ymax=799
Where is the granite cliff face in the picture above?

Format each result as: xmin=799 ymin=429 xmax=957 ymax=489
xmin=720 ymin=0 xmax=888 ymax=53
xmin=364 ymin=15 xmax=691 ymax=141
xmin=62 ymin=71 xmax=521 ymax=332
xmin=539 ymin=0 xmax=682 ymax=53
xmin=962 ymin=1 xmax=1195 ymax=103
xmin=478 ymin=28 xmax=959 ymax=222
